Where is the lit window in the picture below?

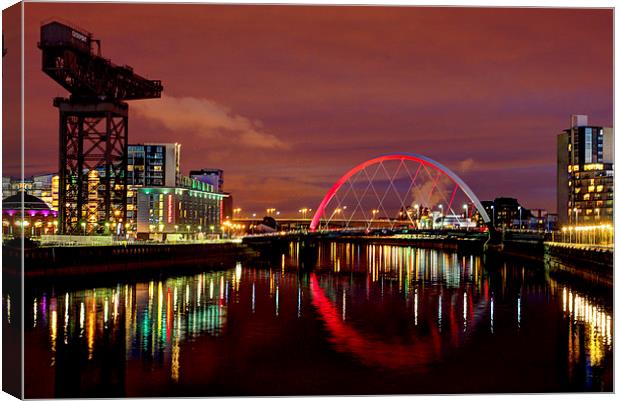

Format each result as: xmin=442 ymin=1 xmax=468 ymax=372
xmin=584 ymin=163 xmax=604 ymax=171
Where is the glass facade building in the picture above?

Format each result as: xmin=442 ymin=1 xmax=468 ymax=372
xmin=127 ymin=143 xmax=181 ymax=227
xmin=557 ymin=115 xmax=614 ymax=226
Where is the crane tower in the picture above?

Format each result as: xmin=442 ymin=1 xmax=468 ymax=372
xmin=38 ymin=21 xmax=163 ymax=234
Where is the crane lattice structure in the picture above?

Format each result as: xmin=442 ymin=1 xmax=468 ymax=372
xmin=39 ymin=21 xmax=162 ymax=234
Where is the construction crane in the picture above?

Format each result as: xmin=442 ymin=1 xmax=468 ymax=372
xmin=38 ymin=21 xmax=163 ymax=235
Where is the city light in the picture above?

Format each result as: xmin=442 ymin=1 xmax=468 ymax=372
xmin=6 ymin=11 xmax=612 ymax=398
xmin=558 ymin=224 xmax=613 ymax=245
xmin=298 ymin=208 xmax=312 ymax=219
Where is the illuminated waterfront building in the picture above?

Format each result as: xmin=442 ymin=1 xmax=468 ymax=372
xmin=557 ymin=115 xmax=614 ymax=226
xmin=127 ymin=143 xmax=182 ymax=228
xmin=2 ymin=192 xmax=59 ymax=237
xmin=2 ymin=174 xmax=58 ymax=210
xmin=136 ymin=176 xmax=226 ymax=240
xmin=190 ymin=168 xmax=223 ymax=192
xmin=190 ymin=168 xmax=233 ymax=219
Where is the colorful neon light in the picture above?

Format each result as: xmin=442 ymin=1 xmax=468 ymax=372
xmin=167 ymin=194 xmax=173 ymax=224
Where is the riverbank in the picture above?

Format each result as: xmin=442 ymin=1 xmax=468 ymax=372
xmin=544 ymin=242 xmax=613 ymax=287
xmin=4 ymin=234 xmax=612 ymax=286
xmin=3 ymin=242 xmax=258 ymax=280
xmin=486 ymin=239 xmax=613 ymax=287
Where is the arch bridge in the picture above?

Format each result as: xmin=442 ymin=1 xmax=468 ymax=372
xmin=309 ymin=153 xmax=491 ymax=232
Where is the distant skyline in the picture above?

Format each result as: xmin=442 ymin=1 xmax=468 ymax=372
xmin=3 ymin=3 xmax=613 ymax=214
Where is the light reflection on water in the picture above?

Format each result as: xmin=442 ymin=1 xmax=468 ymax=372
xmin=17 ymin=241 xmax=613 ymax=396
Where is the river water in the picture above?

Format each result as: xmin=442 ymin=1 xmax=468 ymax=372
xmin=20 ymin=241 xmax=613 ymax=397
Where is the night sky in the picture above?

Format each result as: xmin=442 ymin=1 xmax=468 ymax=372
xmin=3 ymin=3 xmax=613 ymax=215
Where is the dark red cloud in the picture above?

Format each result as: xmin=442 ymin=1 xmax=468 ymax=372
xmin=10 ymin=4 xmax=613 ymax=215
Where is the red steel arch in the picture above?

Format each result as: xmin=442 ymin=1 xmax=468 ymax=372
xmin=309 ymin=153 xmax=491 ymax=231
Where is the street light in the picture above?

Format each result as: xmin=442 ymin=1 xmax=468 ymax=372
xmin=561 ymin=226 xmax=567 ymax=243
xmin=326 ymin=208 xmax=342 ymax=228
xmin=371 ymin=209 xmax=379 ymax=222
xmin=518 ymin=206 xmax=522 ymax=229
xmin=490 ymin=205 xmax=495 ymax=227
xmin=573 ymin=208 xmax=579 ymax=225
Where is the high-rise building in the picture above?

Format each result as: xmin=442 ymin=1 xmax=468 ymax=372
xmin=557 ymin=115 xmax=614 ymax=227
xmin=127 ymin=143 xmax=181 ymax=226
xmin=128 ymin=143 xmax=181 ymax=187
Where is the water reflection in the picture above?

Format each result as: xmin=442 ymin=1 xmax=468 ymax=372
xmin=29 ymin=270 xmax=233 ymax=383
xmin=21 ymin=241 xmax=613 ymax=396
xmin=560 ymin=285 xmax=612 ymax=370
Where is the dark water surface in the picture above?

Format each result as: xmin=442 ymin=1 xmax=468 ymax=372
xmin=19 ymin=242 xmax=613 ymax=397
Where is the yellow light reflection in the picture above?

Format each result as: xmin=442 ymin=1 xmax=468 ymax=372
xmin=561 ymin=286 xmax=612 ymax=368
